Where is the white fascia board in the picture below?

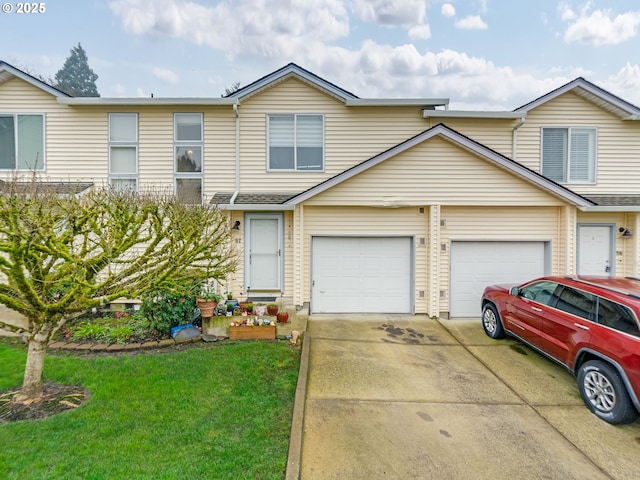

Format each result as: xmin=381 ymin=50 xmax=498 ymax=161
xmin=579 ymin=206 xmax=640 ymax=212
xmin=58 ymin=97 xmax=238 ymax=106
xmin=346 ymin=98 xmax=449 ymax=107
xmin=216 ymin=204 xmax=295 ymax=211
xmin=423 ymin=110 xmax=525 ymax=119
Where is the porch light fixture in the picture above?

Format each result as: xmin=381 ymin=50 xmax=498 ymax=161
xmin=619 ymin=227 xmax=632 ymax=238
xmin=233 ymin=220 xmax=241 ymax=230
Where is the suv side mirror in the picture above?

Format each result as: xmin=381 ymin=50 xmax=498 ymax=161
xmin=509 ymin=286 xmax=520 ymax=296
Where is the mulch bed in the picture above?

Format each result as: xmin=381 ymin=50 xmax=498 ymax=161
xmin=0 ymin=382 xmax=91 ymax=423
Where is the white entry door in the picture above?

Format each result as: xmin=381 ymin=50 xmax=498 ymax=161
xmin=246 ymin=214 xmax=282 ymax=291
xmin=578 ymin=225 xmax=613 ymax=275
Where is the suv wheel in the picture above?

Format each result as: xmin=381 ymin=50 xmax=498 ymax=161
xmin=577 ymin=360 xmax=639 ymax=425
xmin=482 ymin=303 xmax=505 ymax=339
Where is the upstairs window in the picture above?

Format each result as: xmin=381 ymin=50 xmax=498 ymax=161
xmin=0 ymin=114 xmax=45 ymax=170
xmin=174 ymin=113 xmax=203 ymax=204
xmin=541 ymin=127 xmax=596 ymax=184
xmin=109 ymin=113 xmax=138 ymax=190
xmin=268 ymin=114 xmax=323 ymax=171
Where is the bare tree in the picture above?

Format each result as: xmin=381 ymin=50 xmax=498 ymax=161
xmin=0 ymin=178 xmax=235 ymax=401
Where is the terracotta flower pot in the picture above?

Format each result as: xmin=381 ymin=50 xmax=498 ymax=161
xmin=197 ymin=298 xmax=218 ymax=318
xmin=277 ymin=312 xmax=289 ymax=323
xmin=267 ymin=305 xmax=279 ymax=316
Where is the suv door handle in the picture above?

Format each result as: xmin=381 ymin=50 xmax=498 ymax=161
xmin=574 ymin=323 xmax=590 ymax=331
xmin=531 ymin=306 xmax=542 ymax=312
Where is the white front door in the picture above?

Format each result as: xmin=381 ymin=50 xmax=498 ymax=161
xmin=578 ymin=225 xmax=613 ymax=275
xmin=246 ymin=214 xmax=282 ymax=291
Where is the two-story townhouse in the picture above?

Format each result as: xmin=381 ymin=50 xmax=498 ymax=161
xmin=2 ymin=61 xmax=639 ymax=319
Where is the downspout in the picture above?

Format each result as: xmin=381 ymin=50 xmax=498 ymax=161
xmin=512 ymin=117 xmax=526 ymax=161
xmin=230 ymin=102 xmax=240 ymax=204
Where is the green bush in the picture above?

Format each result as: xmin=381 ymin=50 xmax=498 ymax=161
xmin=140 ymin=284 xmax=197 ymax=335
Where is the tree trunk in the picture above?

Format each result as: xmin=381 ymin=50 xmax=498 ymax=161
xmin=17 ymin=335 xmax=48 ymax=401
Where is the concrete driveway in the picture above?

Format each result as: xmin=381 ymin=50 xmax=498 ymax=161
xmin=294 ymin=315 xmax=640 ymax=479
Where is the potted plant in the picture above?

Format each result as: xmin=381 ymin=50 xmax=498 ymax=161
xmin=267 ymin=303 xmax=279 ymax=315
xmin=277 ymin=311 xmax=289 ymax=323
xmin=246 ymin=302 xmax=254 ymax=314
xmin=255 ymin=303 xmax=266 ymax=316
xmin=196 ymin=284 xmax=221 ymax=318
xmin=227 ymin=293 xmax=233 ymax=301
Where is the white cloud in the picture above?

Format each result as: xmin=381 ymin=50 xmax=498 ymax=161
xmin=600 ymin=62 xmax=640 ymax=107
xmin=441 ymin=3 xmax=455 ymax=17
xmin=454 ymin=15 xmax=488 ymax=30
xmin=114 ymin=83 xmax=127 ymax=96
xmin=408 ymin=24 xmax=431 ymax=40
xmin=353 ymin=0 xmax=426 ymax=26
xmin=562 ymin=6 xmax=640 ymax=46
xmin=153 ymin=66 xmax=180 ymax=84
xmin=109 ymin=0 xmax=350 ymax=58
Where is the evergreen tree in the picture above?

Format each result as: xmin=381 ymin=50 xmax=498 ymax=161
xmin=54 ymin=43 xmax=100 ymax=97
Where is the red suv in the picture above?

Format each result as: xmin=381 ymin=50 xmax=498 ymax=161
xmin=481 ymin=276 xmax=640 ymax=424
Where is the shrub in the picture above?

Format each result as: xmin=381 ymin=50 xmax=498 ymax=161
xmin=140 ymin=283 xmax=198 ymax=335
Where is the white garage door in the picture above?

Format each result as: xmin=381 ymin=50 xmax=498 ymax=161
xmin=450 ymin=241 xmax=547 ymax=318
xmin=312 ymin=237 xmax=412 ymax=313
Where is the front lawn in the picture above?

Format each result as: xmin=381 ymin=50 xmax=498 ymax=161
xmin=0 ymin=339 xmax=300 ymax=479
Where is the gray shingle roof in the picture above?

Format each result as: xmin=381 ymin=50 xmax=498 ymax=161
xmin=0 ymin=180 xmax=94 ymax=195
xmin=585 ymin=195 xmax=640 ymax=207
xmin=210 ymin=192 xmax=297 ymax=205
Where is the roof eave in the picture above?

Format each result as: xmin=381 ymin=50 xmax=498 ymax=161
xmin=423 ymin=110 xmax=526 ymax=119
xmin=346 ymin=98 xmax=449 ymax=107
xmin=215 ymin=204 xmax=295 ymax=211
xmin=0 ymin=62 xmax=70 ymax=98
xmin=57 ymin=97 xmax=238 ymax=106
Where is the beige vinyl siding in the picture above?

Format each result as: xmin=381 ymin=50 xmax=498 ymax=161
xmin=427 ymin=117 xmax=516 ymax=158
xmin=439 ymin=206 xmax=562 ymax=312
xmin=0 ymin=78 xmax=236 ymax=193
xmin=237 ymin=77 xmax=429 ymax=192
xmin=304 ymin=136 xmax=566 ymax=207
xmin=301 ymin=206 xmax=428 ymax=312
xmin=516 ymin=91 xmax=640 ymax=195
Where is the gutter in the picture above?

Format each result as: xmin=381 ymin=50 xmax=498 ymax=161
xmin=231 ymin=102 xmax=240 ymax=204
xmin=512 ymin=117 xmax=526 ymax=160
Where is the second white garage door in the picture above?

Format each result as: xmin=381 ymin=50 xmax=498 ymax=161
xmin=450 ymin=241 xmax=547 ymax=318
xmin=311 ymin=237 xmax=412 ymax=314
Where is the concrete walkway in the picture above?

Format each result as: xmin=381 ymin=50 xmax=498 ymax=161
xmin=290 ymin=315 xmax=640 ymax=479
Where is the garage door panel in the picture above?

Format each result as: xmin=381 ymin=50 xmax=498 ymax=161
xmin=312 ymin=237 xmax=412 ymax=314
xmin=450 ymin=242 xmax=546 ymax=318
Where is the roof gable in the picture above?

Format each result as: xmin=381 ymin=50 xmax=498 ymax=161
xmin=514 ymin=77 xmax=640 ymax=120
xmin=285 ymin=124 xmax=594 ymax=207
xmin=0 ymin=61 xmax=69 ymax=98
xmin=227 ymin=63 xmax=359 ymax=103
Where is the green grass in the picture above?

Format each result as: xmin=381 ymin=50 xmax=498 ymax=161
xmin=0 ymin=339 xmax=300 ymax=479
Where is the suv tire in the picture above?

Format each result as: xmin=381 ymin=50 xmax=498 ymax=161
xmin=482 ymin=303 xmax=505 ymax=339
xmin=577 ymin=360 xmax=639 ymax=425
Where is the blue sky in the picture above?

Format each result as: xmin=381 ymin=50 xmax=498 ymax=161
xmin=1 ymin=0 xmax=639 ymax=109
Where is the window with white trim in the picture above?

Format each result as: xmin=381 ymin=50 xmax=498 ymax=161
xmin=174 ymin=113 xmax=203 ymax=204
xmin=541 ymin=127 xmax=596 ymax=184
xmin=109 ymin=113 xmax=138 ymax=190
xmin=0 ymin=114 xmax=45 ymax=170
xmin=268 ymin=114 xmax=323 ymax=171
